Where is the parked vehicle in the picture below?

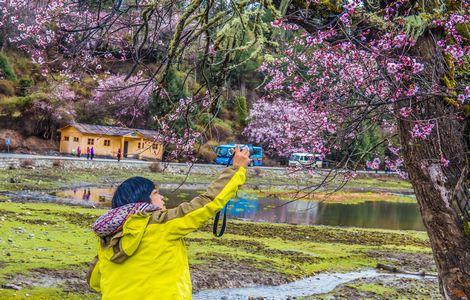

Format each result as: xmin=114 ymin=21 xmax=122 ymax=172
xmin=288 ymin=153 xmax=322 ymax=168
xmin=214 ymin=144 xmax=263 ymax=166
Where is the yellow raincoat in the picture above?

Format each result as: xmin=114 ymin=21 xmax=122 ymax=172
xmin=87 ymin=166 xmax=246 ymax=299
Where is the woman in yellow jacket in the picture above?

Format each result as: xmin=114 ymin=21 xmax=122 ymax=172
xmin=87 ymin=146 xmax=250 ymax=299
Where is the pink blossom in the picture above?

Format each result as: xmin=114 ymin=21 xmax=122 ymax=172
xmin=412 ymin=61 xmax=424 ymax=74
xmin=406 ymin=84 xmax=418 ymax=96
xmin=271 ymin=19 xmax=283 ymax=28
xmin=440 ymin=156 xmax=450 ymax=167
xmin=410 ymin=122 xmax=435 ymax=139
xmin=366 ymin=158 xmax=381 ymax=170
xmin=344 ymin=171 xmax=357 ymax=180
xmin=388 ymin=146 xmax=400 ymax=156
xmin=399 ymin=107 xmax=412 ymax=118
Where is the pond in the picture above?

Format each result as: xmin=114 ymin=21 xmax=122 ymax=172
xmin=54 ymin=188 xmax=425 ymax=231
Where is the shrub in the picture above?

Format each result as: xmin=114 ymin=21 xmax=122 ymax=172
xmin=198 ymin=148 xmax=217 ymax=163
xmin=149 ymin=162 xmax=162 ymax=173
xmin=0 ymin=54 xmax=17 ymax=81
xmin=0 ymin=80 xmax=15 ymax=96
xmin=17 ymin=77 xmax=33 ymax=96
xmin=198 ymin=112 xmax=214 ymax=126
xmin=212 ymin=120 xmax=233 ymax=141
xmin=196 ymin=140 xmax=218 ymax=162
xmin=219 ymin=107 xmax=233 ymax=120
xmin=20 ymin=159 xmax=34 ymax=168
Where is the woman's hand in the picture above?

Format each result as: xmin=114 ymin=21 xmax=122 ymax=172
xmin=232 ymin=145 xmax=251 ymax=168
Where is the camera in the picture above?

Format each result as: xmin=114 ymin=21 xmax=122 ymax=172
xmin=230 ymin=144 xmax=254 ymax=156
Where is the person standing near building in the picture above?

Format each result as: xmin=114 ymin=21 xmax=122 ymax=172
xmin=90 ymin=147 xmax=95 ymax=160
xmin=87 ymin=147 xmax=90 ymax=160
xmin=77 ymin=147 xmax=81 ymax=158
xmin=117 ymin=148 xmax=121 ymax=162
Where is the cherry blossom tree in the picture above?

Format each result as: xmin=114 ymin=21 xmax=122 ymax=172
xmin=88 ymin=74 xmax=153 ymax=128
xmin=2 ymin=0 xmax=470 ymax=297
xmin=246 ymin=1 xmax=470 ymax=297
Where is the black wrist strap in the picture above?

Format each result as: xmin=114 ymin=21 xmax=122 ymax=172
xmin=212 ymin=152 xmax=235 ymax=237
xmin=213 ymin=205 xmax=227 ymax=237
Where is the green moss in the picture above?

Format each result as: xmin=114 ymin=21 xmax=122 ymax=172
xmin=0 ymin=288 xmax=99 ymax=299
xmin=290 ymin=0 xmax=342 ymax=13
xmin=247 ymin=189 xmax=416 ymax=204
xmin=346 ymin=283 xmax=396 ymax=296
xmin=403 ymin=15 xmax=430 ymax=40
xmin=0 ymin=202 xmax=104 ymax=279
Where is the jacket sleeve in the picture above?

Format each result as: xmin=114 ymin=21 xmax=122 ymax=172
xmin=86 ymin=255 xmax=101 ymax=292
xmin=151 ymin=166 xmax=246 ymax=239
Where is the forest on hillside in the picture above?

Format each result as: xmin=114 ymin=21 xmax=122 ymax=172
xmin=0 ymin=0 xmax=391 ymax=166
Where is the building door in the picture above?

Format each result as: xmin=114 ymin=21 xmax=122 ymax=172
xmin=123 ymin=141 xmax=129 ymax=158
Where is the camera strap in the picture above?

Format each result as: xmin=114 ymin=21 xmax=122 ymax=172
xmin=212 ymin=152 xmax=235 ymax=237
xmin=212 ymin=204 xmax=227 ymax=237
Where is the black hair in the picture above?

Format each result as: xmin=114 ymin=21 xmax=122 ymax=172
xmin=112 ymin=176 xmax=155 ymax=208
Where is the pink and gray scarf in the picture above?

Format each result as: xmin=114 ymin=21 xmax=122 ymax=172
xmin=92 ymin=202 xmax=159 ymax=238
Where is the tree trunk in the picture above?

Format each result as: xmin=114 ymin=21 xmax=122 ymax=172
xmin=397 ymin=33 xmax=470 ymax=299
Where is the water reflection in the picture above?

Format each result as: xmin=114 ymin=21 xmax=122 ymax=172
xmin=55 ymin=188 xmax=424 ymax=231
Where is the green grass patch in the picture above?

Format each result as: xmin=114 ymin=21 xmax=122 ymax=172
xmin=245 ymin=189 xmax=415 ymax=204
xmin=0 ymin=202 xmax=104 ymax=278
xmin=346 ymin=283 xmax=396 ymax=296
xmin=0 ymin=288 xmax=99 ymax=300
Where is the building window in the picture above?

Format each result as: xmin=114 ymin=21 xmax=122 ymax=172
xmin=152 ymin=144 xmax=157 ymax=150
xmin=87 ymin=138 xmax=94 ymax=145
xmin=104 ymin=140 xmax=110 ymax=146
xmin=138 ymin=142 xmax=141 ymax=149
xmin=64 ymin=136 xmax=69 ymax=141
xmin=73 ymin=137 xmax=79 ymax=142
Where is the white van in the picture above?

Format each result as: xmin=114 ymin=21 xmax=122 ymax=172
xmin=288 ymin=153 xmax=322 ymax=168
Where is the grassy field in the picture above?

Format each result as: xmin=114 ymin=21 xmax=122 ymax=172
xmin=0 ymin=200 xmax=433 ymax=299
xmin=0 ymin=166 xmax=433 ymax=299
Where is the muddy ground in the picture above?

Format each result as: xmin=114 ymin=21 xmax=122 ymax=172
xmin=3 ymin=249 xmax=437 ymax=297
xmin=309 ymin=276 xmax=439 ymax=299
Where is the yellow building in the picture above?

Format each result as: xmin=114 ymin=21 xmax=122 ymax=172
xmin=58 ymin=123 xmax=164 ymax=160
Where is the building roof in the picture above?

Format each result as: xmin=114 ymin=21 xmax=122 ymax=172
xmin=60 ymin=123 xmax=160 ymax=140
